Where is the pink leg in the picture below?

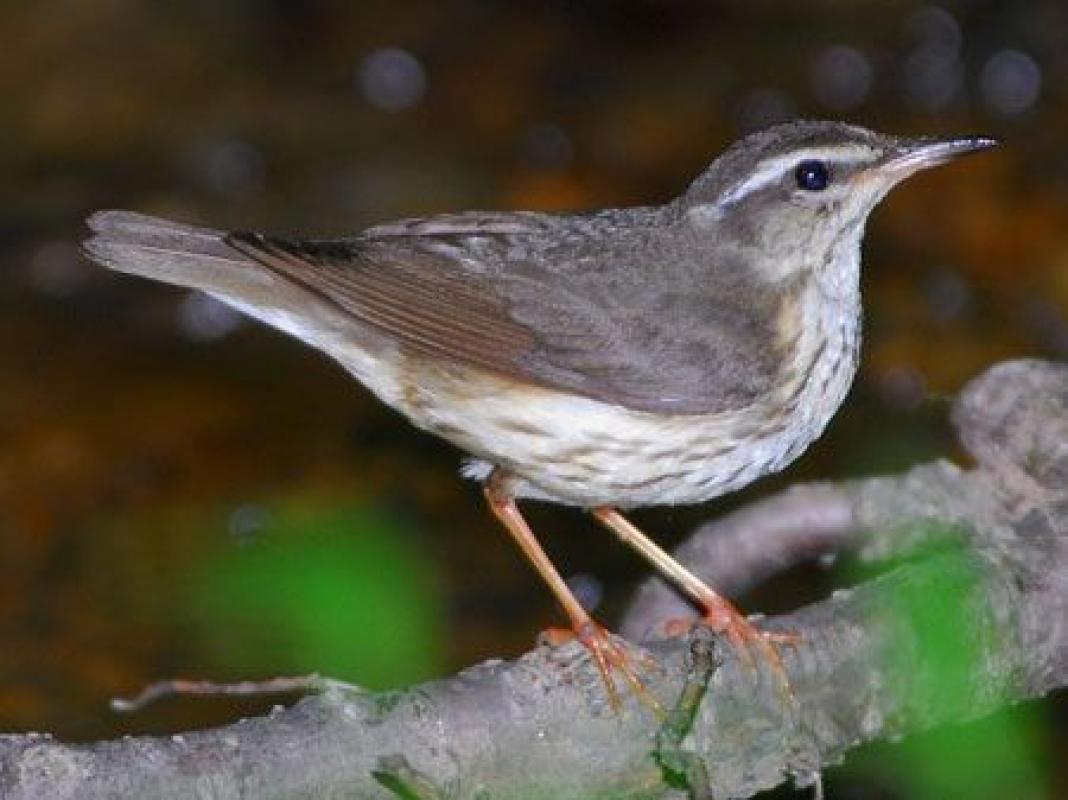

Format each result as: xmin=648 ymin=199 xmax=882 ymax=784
xmin=592 ymin=506 xmax=797 ymax=693
xmin=483 ymin=471 xmax=659 ymax=713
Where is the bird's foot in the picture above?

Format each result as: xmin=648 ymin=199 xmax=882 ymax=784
xmin=542 ymin=621 xmax=663 ymax=716
xmin=665 ymin=599 xmax=799 ymax=702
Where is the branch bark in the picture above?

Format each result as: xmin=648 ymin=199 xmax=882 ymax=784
xmin=3 ymin=359 xmax=1067 ymax=800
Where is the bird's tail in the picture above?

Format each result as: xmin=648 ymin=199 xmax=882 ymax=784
xmin=83 ymin=209 xmax=383 ymax=358
xmin=83 ymin=210 xmax=274 ymax=297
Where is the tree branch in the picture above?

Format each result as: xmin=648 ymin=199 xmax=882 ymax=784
xmin=3 ymin=359 xmax=1067 ymax=800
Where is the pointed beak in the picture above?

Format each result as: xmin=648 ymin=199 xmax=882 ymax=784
xmin=878 ymin=135 xmax=999 ymax=175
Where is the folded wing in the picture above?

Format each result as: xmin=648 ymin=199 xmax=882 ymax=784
xmin=226 ymin=222 xmax=780 ymax=415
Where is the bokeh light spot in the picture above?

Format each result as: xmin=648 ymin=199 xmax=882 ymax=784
xmin=981 ymin=49 xmax=1041 ymax=115
xmin=907 ymin=6 xmax=962 ymax=51
xmin=565 ymin=572 xmax=603 ymax=614
xmin=178 ymin=292 xmax=245 ymax=341
xmin=811 ymin=45 xmax=873 ymax=112
xmin=904 ymin=43 xmax=963 ymax=111
xmin=877 ymin=364 xmax=927 ymax=411
xmin=358 ymin=47 xmax=427 ymax=113
xmin=183 ymin=138 xmax=265 ymax=197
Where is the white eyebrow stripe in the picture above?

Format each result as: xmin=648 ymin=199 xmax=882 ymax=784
xmin=717 ymin=144 xmax=878 ymax=206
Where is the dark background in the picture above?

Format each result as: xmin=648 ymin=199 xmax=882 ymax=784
xmin=2 ymin=1 xmax=1067 ymax=797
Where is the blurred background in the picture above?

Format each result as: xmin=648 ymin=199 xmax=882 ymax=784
xmin=1 ymin=0 xmax=1066 ymax=797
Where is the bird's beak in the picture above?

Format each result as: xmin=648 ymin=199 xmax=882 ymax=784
xmin=878 ymin=135 xmax=1000 ymax=175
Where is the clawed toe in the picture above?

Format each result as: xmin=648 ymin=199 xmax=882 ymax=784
xmin=707 ymin=607 xmax=797 ymax=702
xmin=544 ymin=621 xmax=663 ymax=716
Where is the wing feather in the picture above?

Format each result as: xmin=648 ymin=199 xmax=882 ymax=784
xmin=225 ymin=233 xmax=536 ymax=374
xmin=224 ymin=224 xmax=782 ymax=415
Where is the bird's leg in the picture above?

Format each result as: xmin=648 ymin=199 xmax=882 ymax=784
xmin=591 ymin=506 xmax=797 ymax=692
xmin=483 ymin=470 xmax=659 ymax=713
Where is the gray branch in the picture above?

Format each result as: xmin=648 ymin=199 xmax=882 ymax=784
xmin=3 ymin=359 xmax=1068 ymax=800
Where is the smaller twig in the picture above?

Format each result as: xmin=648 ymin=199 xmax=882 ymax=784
xmin=110 ymin=674 xmax=357 ymax=713
xmin=655 ymin=626 xmax=722 ymax=799
xmin=372 ymin=754 xmax=447 ymax=800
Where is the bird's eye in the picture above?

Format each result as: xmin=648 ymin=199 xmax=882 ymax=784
xmin=795 ymin=160 xmax=830 ymax=191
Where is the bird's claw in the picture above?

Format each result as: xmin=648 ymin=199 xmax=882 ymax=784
xmin=543 ymin=621 xmax=663 ymax=717
xmin=710 ymin=606 xmax=797 ymax=703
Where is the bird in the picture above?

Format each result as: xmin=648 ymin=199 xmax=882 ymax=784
xmin=83 ymin=120 xmax=997 ymax=707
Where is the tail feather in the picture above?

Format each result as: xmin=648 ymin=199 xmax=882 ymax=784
xmin=83 ymin=210 xmax=273 ymax=295
xmin=82 ymin=209 xmax=383 ymax=355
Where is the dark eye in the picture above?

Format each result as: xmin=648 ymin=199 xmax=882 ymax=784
xmin=795 ymin=160 xmax=830 ymax=191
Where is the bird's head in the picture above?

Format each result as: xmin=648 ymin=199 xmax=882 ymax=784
xmin=681 ymin=120 xmax=997 ymax=284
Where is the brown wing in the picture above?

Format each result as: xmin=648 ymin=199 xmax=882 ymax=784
xmin=225 ymin=229 xmax=781 ymax=415
xmin=225 ymin=233 xmax=536 ymax=373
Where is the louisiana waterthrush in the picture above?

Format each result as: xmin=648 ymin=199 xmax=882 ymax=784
xmin=84 ymin=120 xmax=996 ymax=706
